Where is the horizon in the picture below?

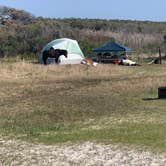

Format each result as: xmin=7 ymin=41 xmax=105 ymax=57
xmin=0 ymin=0 xmax=166 ymax=22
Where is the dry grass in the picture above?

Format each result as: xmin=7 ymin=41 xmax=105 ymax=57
xmin=82 ymin=29 xmax=163 ymax=52
xmin=0 ymin=60 xmax=166 ymax=151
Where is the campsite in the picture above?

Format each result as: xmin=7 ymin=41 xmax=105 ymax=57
xmin=0 ymin=5 xmax=166 ymax=165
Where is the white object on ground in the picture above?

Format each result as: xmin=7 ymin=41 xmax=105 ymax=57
xmin=122 ymin=59 xmax=136 ymax=66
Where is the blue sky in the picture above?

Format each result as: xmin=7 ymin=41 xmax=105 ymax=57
xmin=0 ymin=0 xmax=165 ymax=21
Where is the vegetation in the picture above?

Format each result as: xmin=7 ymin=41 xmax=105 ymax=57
xmin=0 ymin=6 xmax=166 ymax=152
xmin=0 ymin=60 xmax=166 ymax=152
xmin=0 ymin=6 xmax=166 ymax=59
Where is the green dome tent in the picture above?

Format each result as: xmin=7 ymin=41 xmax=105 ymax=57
xmin=39 ymin=38 xmax=84 ymax=64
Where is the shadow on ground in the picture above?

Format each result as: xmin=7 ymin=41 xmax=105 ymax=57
xmin=142 ymin=97 xmax=159 ymax=101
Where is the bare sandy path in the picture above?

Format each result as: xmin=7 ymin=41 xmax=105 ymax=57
xmin=0 ymin=138 xmax=165 ymax=166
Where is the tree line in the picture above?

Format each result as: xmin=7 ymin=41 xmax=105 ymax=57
xmin=0 ymin=6 xmax=166 ymax=59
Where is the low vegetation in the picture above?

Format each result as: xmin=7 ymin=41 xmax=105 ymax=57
xmin=0 ymin=60 xmax=166 ymax=152
xmin=0 ymin=6 xmax=166 ymax=153
xmin=0 ymin=6 xmax=166 ymax=58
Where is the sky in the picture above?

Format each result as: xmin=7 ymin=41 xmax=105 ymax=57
xmin=0 ymin=0 xmax=166 ymax=22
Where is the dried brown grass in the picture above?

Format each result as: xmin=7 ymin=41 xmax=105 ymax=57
xmin=1 ymin=61 xmax=166 ymax=101
xmin=0 ymin=61 xmax=166 ymax=149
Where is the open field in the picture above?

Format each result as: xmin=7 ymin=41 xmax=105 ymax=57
xmin=0 ymin=60 xmax=166 ymax=153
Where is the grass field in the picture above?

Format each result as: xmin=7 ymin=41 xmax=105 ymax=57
xmin=0 ymin=60 xmax=166 ymax=152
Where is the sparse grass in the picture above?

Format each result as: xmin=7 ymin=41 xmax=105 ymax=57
xmin=0 ymin=60 xmax=166 ymax=151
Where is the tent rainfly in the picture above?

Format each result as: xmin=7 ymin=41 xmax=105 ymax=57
xmin=39 ymin=38 xmax=84 ymax=64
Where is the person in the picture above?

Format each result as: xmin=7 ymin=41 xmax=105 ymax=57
xmin=121 ymin=55 xmax=128 ymax=60
xmin=97 ymin=53 xmax=102 ymax=63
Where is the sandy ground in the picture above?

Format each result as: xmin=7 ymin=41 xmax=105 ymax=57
xmin=0 ymin=138 xmax=166 ymax=166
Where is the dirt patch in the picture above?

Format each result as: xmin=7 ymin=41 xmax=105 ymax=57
xmin=0 ymin=138 xmax=165 ymax=166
